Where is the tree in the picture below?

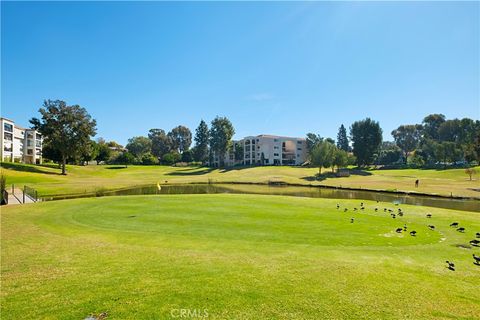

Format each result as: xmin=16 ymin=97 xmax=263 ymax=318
xmin=148 ymin=129 xmax=171 ymax=159
xmin=30 ymin=100 xmax=97 ymax=175
xmin=310 ymin=140 xmax=335 ymax=174
xmin=434 ymin=142 xmax=463 ymax=168
xmin=168 ymin=125 xmax=192 ymax=153
xmin=141 ymin=153 xmax=159 ymax=165
xmin=209 ymin=116 xmax=235 ymax=167
xmin=375 ymin=142 xmax=402 ymax=165
xmin=80 ymin=140 xmax=99 ymax=165
xmin=422 ymin=114 xmax=445 ymax=141
xmin=181 ymin=150 xmax=193 ymax=163
xmin=350 ymin=118 xmax=383 ymax=167
xmin=391 ymin=124 xmax=423 ymax=163
xmin=465 ymin=168 xmax=477 ymax=181
xmin=234 ymin=143 xmax=244 ymax=162
xmin=193 ymin=120 xmax=209 ymax=162
xmin=306 ymin=133 xmax=322 ymax=156
xmin=126 ymin=136 xmax=152 ymax=159
xmin=332 ymin=148 xmax=349 ymax=172
xmin=162 ymin=152 xmax=181 ymax=165
xmin=438 ymin=119 xmax=462 ymax=143
xmin=336 ymin=124 xmax=349 ymax=151
xmin=95 ymin=139 xmax=112 ymax=165
xmin=117 ymin=152 xmax=135 ymax=168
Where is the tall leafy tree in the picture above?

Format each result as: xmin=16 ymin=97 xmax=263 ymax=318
xmin=148 ymin=129 xmax=171 ymax=159
xmin=193 ymin=120 xmax=210 ymax=162
xmin=168 ymin=125 xmax=192 ymax=153
xmin=310 ymin=140 xmax=335 ymax=174
xmin=350 ymin=118 xmax=383 ymax=167
xmin=30 ymin=100 xmax=97 ymax=175
xmin=306 ymin=133 xmax=323 ymax=156
xmin=95 ymin=138 xmax=112 ymax=165
xmin=209 ymin=116 xmax=235 ymax=167
xmin=126 ymin=136 xmax=152 ymax=158
xmin=422 ymin=114 xmax=446 ymax=141
xmin=336 ymin=124 xmax=349 ymax=151
xmin=333 ymin=148 xmax=349 ymax=172
xmin=391 ymin=124 xmax=423 ymax=163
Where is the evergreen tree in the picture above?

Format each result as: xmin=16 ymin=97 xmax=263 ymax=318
xmin=336 ymin=124 xmax=349 ymax=151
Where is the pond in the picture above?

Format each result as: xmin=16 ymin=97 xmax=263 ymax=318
xmin=44 ymin=183 xmax=480 ymax=212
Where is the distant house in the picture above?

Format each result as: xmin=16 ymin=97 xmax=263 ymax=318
xmin=0 ymin=117 xmax=43 ymax=164
xmin=211 ymin=134 xmax=307 ymax=167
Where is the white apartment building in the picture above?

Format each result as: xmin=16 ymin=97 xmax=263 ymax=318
xmin=1 ymin=117 xmax=43 ymax=164
xmin=212 ymin=134 xmax=307 ymax=167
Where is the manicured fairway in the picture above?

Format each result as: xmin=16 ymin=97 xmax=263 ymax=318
xmin=1 ymin=195 xmax=479 ymax=319
xmin=2 ymin=162 xmax=480 ymax=198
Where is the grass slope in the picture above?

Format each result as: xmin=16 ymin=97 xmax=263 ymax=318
xmin=1 ymin=195 xmax=479 ymax=319
xmin=2 ymin=162 xmax=479 ymax=198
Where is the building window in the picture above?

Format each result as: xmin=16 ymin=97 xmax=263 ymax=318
xmin=297 ymin=154 xmax=300 ymax=157
xmin=274 ymin=153 xmax=279 ymax=157
xmin=297 ymin=148 xmax=302 ymax=151
xmin=36 ymin=133 xmax=41 ymax=140
xmin=36 ymin=140 xmax=42 ymax=148
xmin=252 ymin=140 xmax=255 ymax=144
xmin=27 ymin=149 xmax=33 ymax=155
xmin=274 ymin=139 xmax=278 ymax=142
xmin=297 ymin=141 xmax=303 ymax=144
xmin=27 ymin=140 xmax=32 ymax=147
xmin=4 ymin=145 xmax=12 ymax=152
xmin=3 ymin=123 xmax=13 ymax=132
xmin=4 ymin=132 xmax=12 ymax=141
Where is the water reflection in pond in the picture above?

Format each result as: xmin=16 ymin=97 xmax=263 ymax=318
xmin=46 ymin=183 xmax=479 ymax=212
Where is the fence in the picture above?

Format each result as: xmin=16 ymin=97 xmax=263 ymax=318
xmin=9 ymin=184 xmax=39 ymax=204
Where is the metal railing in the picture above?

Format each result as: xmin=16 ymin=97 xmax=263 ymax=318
xmin=10 ymin=184 xmax=39 ymax=204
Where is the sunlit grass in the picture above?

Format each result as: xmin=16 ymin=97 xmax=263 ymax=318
xmin=1 ymin=194 xmax=479 ymax=319
xmin=2 ymin=162 xmax=479 ymax=198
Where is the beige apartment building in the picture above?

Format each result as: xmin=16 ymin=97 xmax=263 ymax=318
xmin=1 ymin=117 xmax=43 ymax=164
xmin=212 ymin=134 xmax=307 ymax=167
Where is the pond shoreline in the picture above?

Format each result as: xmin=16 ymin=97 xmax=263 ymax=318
xmin=40 ymin=180 xmax=480 ymax=202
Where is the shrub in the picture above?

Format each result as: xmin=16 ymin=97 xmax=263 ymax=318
xmin=162 ymin=152 xmax=181 ymax=165
xmin=141 ymin=153 xmax=159 ymax=165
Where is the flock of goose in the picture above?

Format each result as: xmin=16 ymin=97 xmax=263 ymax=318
xmin=336 ymin=201 xmax=480 ymax=271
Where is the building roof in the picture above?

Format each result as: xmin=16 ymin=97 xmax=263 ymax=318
xmin=0 ymin=117 xmax=15 ymax=123
xmin=255 ymin=134 xmax=306 ymax=140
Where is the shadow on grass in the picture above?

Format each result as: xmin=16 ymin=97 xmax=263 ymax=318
xmin=302 ymin=169 xmax=373 ymax=182
xmin=0 ymin=162 xmax=61 ymax=175
xmin=167 ymin=167 xmax=215 ymax=176
xmin=106 ymin=166 xmax=128 ymax=170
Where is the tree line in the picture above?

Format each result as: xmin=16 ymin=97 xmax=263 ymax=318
xmin=26 ymin=100 xmax=479 ymax=175
xmin=306 ymin=114 xmax=479 ymax=173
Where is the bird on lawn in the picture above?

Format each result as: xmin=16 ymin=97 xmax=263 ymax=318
xmin=428 ymin=225 xmax=435 ymax=230
xmin=457 ymin=227 xmax=466 ymax=233
xmin=426 ymin=213 xmax=432 ymax=218
xmin=469 ymin=239 xmax=480 ymax=246
xmin=473 ymin=254 xmax=480 ymax=265
xmin=450 ymin=222 xmax=459 ymax=227
xmin=410 ymin=231 xmax=417 ymax=236
xmin=350 ymin=218 xmax=354 ymax=223
xmin=446 ymin=261 xmax=455 ymax=271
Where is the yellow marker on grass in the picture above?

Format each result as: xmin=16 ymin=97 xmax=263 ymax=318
xmin=157 ymin=182 xmax=161 ymax=191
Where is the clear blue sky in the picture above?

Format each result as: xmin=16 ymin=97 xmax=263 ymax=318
xmin=2 ymin=1 xmax=479 ymax=145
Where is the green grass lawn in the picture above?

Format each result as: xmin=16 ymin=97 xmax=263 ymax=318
xmin=1 ymin=194 xmax=479 ymax=319
xmin=2 ymin=162 xmax=479 ymax=198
